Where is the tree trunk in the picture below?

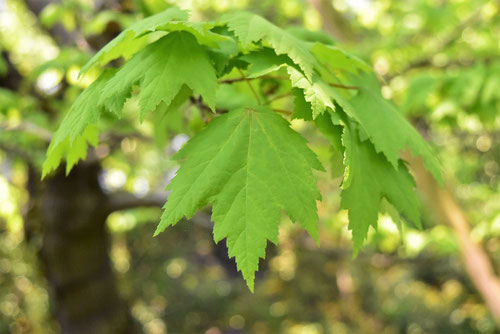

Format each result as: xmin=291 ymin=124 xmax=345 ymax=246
xmin=307 ymin=0 xmax=358 ymax=42
xmin=408 ymin=155 xmax=500 ymax=325
xmin=26 ymin=162 xmax=141 ymax=334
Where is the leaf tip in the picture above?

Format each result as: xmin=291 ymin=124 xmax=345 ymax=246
xmin=434 ymin=169 xmax=444 ymax=188
xmin=41 ymin=160 xmax=54 ymax=180
xmin=313 ymin=235 xmax=321 ymax=247
xmin=244 ymin=276 xmax=255 ymax=293
xmin=77 ymin=65 xmax=90 ymax=80
xmin=352 ymin=247 xmax=360 ymax=259
xmin=307 ymin=225 xmax=321 ymax=247
xmin=240 ymin=265 xmax=257 ymax=292
xmin=153 ymin=223 xmax=165 ymax=237
xmin=351 ymin=235 xmax=364 ymax=260
xmin=414 ymin=217 xmax=423 ymax=231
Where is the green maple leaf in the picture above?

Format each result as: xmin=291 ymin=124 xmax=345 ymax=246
xmin=153 ymin=85 xmax=193 ymax=147
xmin=43 ymin=126 xmax=99 ymax=178
xmin=288 ymin=67 xmax=336 ymax=118
xmin=154 ymin=106 xmax=324 ymax=290
xmin=314 ymin=111 xmax=344 ymax=157
xmin=80 ymin=7 xmax=188 ymax=75
xmin=341 ymin=121 xmax=421 ymax=254
xmin=290 ymin=66 xmax=441 ymax=183
xmin=240 ymin=48 xmax=293 ymax=78
xmin=206 ymin=26 xmax=240 ymax=75
xmin=292 ymin=88 xmax=313 ymax=121
xmin=221 ymin=11 xmax=318 ymax=80
xmin=317 ymin=111 xmax=421 ymax=254
xmin=99 ymin=31 xmax=217 ymax=119
xmin=338 ymin=72 xmax=442 ymax=183
xmin=42 ymin=69 xmax=117 ymax=177
xmin=80 ymin=7 xmax=230 ymax=76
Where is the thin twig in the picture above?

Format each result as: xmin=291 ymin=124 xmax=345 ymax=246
xmin=0 ymin=121 xmax=52 ymax=142
xmin=265 ymin=93 xmax=294 ymax=105
xmin=190 ymin=96 xmax=211 ymax=123
xmin=219 ymin=75 xmax=289 ymax=84
xmin=105 ymin=191 xmax=166 ymax=214
xmin=221 ymin=75 xmax=359 ymax=90
xmin=272 ymin=108 xmax=292 ymax=115
xmin=329 ymin=83 xmax=359 ymax=90
xmin=237 ymin=69 xmax=262 ymax=104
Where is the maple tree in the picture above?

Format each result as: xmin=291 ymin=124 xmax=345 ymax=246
xmin=42 ymin=7 xmax=442 ymax=290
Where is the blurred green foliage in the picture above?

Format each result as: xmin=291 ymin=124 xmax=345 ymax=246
xmin=0 ymin=0 xmax=499 ymax=333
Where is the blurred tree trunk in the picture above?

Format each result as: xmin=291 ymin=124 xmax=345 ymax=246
xmin=14 ymin=1 xmax=142 ymax=331
xmin=307 ymin=0 xmax=358 ymax=42
xmin=408 ymin=156 xmax=500 ymax=325
xmin=26 ymin=162 xmax=141 ymax=334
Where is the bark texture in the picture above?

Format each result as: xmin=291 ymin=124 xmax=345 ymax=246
xmin=27 ymin=162 xmax=141 ymax=334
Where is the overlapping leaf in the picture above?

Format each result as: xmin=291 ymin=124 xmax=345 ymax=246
xmin=43 ymin=69 xmax=117 ymax=177
xmin=99 ymin=31 xmax=218 ymax=119
xmin=42 ymin=8 xmax=444 ymax=289
xmin=80 ymin=7 xmax=230 ymax=76
xmin=80 ymin=7 xmax=188 ymax=75
xmin=289 ymin=62 xmax=441 ymax=183
xmin=339 ymin=120 xmax=421 ymax=254
xmin=240 ymin=48 xmax=293 ymax=78
xmin=221 ymin=11 xmax=318 ymax=80
xmin=315 ymin=111 xmax=421 ymax=254
xmin=153 ymin=85 xmax=192 ymax=147
xmin=336 ymin=73 xmax=442 ymax=182
xmin=287 ymin=67 xmax=336 ymax=118
xmin=155 ymin=106 xmax=324 ymax=290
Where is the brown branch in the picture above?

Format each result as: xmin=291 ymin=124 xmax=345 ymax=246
xmin=265 ymin=93 xmax=294 ymax=105
xmin=104 ymin=190 xmax=214 ymax=231
xmin=221 ymin=75 xmax=359 ymax=90
xmin=272 ymin=108 xmax=292 ymax=115
xmin=329 ymin=83 xmax=359 ymax=90
xmin=104 ymin=191 xmax=166 ymax=215
xmin=237 ymin=69 xmax=261 ymax=104
xmin=189 ymin=96 xmax=212 ymax=112
xmin=408 ymin=154 xmax=500 ymax=325
xmin=190 ymin=96 xmax=212 ymax=123
xmin=219 ymin=75 xmax=290 ymax=84
xmin=0 ymin=121 xmax=52 ymax=142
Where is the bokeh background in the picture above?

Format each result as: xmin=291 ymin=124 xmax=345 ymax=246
xmin=1 ymin=0 xmax=499 ymax=333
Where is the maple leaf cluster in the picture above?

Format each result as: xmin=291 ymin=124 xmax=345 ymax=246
xmin=44 ymin=7 xmax=441 ymax=290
